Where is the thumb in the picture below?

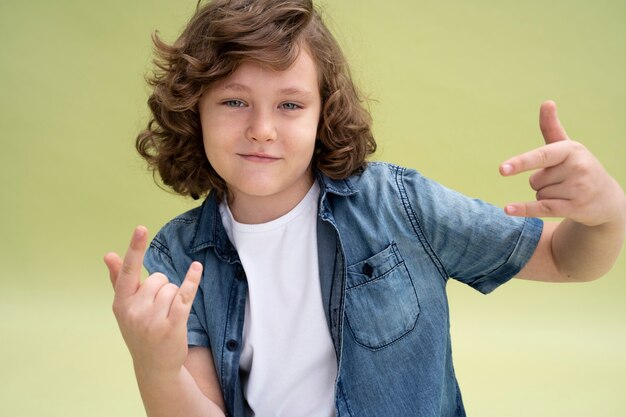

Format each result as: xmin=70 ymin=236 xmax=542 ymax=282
xmin=539 ymin=100 xmax=570 ymax=144
xmin=104 ymin=252 xmax=122 ymax=289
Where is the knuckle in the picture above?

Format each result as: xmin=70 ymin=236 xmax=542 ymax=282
xmin=155 ymin=272 xmax=169 ymax=283
xmin=126 ymin=306 xmax=141 ymax=324
xmin=528 ymin=175 xmax=540 ymax=191
xmin=569 ymin=141 xmax=586 ymax=152
xmin=120 ymin=263 xmax=134 ymax=276
xmin=111 ymin=302 xmax=121 ymax=318
xmin=571 ymin=159 xmax=591 ymax=175
xmin=178 ymin=283 xmax=199 ymax=306
xmin=111 ymin=298 xmax=128 ymax=318
xmin=158 ymin=283 xmax=179 ymax=300
xmin=570 ymin=177 xmax=587 ymax=192
xmin=535 ymin=188 xmax=552 ymax=201
xmin=178 ymin=286 xmax=198 ymax=306
xmin=178 ymin=291 xmax=192 ymax=306
xmin=146 ymin=272 xmax=169 ymax=286
xmin=538 ymin=200 xmax=553 ymax=216
xmin=514 ymin=158 xmax=527 ymax=171
xmin=535 ymin=190 xmax=543 ymax=201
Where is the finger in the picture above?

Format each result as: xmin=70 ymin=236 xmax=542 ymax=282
xmin=136 ymin=273 xmax=169 ymax=303
xmin=539 ymin=100 xmax=570 ymax=144
xmin=535 ymin=184 xmax=575 ymax=201
xmin=504 ymin=199 xmax=571 ymax=218
xmin=500 ymin=141 xmax=570 ymax=176
xmin=528 ymin=164 xmax=569 ymax=191
xmin=103 ymin=252 xmax=122 ymax=289
xmin=154 ymin=283 xmax=180 ymax=318
xmin=116 ymin=226 xmax=148 ymax=298
xmin=169 ymin=262 xmax=203 ymax=323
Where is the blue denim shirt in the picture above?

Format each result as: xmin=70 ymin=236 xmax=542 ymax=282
xmin=144 ymin=162 xmax=543 ymax=417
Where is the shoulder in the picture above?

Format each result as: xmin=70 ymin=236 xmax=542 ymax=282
xmin=143 ymin=201 xmax=211 ymax=277
xmin=149 ymin=204 xmax=204 ymax=259
xmin=355 ymin=161 xmax=407 ymax=179
xmin=345 ymin=161 xmax=417 ymax=188
xmin=320 ymin=161 xmax=433 ymax=220
xmin=342 ymin=161 xmax=436 ymax=200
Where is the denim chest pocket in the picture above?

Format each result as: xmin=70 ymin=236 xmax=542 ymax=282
xmin=344 ymin=243 xmax=420 ymax=350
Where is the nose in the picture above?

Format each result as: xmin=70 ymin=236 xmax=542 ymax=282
xmin=246 ymin=108 xmax=277 ymax=143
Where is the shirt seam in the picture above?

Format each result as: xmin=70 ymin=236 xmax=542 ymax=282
xmin=470 ymin=216 xmax=543 ymax=293
xmin=149 ymin=237 xmax=173 ymax=265
xmin=393 ymin=164 xmax=449 ymax=281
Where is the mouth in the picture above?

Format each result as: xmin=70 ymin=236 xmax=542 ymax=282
xmin=237 ymin=153 xmax=281 ymax=163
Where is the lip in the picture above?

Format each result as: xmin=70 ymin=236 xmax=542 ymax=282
xmin=238 ymin=153 xmax=281 ymax=163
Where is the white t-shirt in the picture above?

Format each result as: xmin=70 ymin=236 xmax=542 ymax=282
xmin=220 ymin=182 xmax=337 ymax=417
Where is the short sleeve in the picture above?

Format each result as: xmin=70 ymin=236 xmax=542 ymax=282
xmin=401 ymin=168 xmax=543 ymax=294
xmin=144 ymin=236 xmax=210 ymax=347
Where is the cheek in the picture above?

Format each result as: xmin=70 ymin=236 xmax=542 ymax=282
xmin=201 ymin=116 xmax=234 ymax=151
xmin=289 ymin=115 xmax=320 ymax=150
xmin=287 ymin=130 xmax=317 ymax=159
xmin=200 ymin=110 xmax=237 ymax=142
xmin=201 ymin=133 xmax=230 ymax=174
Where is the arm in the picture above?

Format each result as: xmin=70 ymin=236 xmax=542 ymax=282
xmin=185 ymin=346 xmax=227 ymax=411
xmin=134 ymin=362 xmax=225 ymax=417
xmin=500 ymin=101 xmax=626 ymax=282
xmin=104 ymin=227 xmax=226 ymax=417
xmin=516 ymin=219 xmax=625 ymax=282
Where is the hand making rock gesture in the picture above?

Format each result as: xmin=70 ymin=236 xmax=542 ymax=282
xmin=500 ymin=100 xmax=625 ymax=228
xmin=104 ymin=226 xmax=202 ymax=379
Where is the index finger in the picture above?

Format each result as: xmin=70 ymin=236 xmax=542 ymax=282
xmin=500 ymin=141 xmax=570 ymax=176
xmin=115 ymin=226 xmax=148 ymax=298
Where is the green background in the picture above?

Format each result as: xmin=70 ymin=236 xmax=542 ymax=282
xmin=1 ymin=0 xmax=625 ymax=415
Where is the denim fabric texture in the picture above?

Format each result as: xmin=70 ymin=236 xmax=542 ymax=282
xmin=144 ymin=162 xmax=543 ymax=417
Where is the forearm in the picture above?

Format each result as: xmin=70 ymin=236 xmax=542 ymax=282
xmin=552 ymin=212 xmax=626 ymax=281
xmin=134 ymin=364 xmax=226 ymax=417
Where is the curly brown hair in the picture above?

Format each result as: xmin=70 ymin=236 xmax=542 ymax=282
xmin=136 ymin=0 xmax=376 ymax=200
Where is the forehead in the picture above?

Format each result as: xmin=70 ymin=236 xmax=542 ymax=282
xmin=211 ymin=48 xmax=320 ymax=93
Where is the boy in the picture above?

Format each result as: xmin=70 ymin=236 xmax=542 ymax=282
xmin=104 ymin=1 xmax=625 ymax=416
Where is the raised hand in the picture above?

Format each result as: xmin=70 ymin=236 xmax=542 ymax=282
xmin=104 ymin=226 xmax=202 ymax=379
xmin=499 ymin=100 xmax=625 ymax=227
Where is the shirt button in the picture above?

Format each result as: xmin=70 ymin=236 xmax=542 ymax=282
xmin=226 ymin=339 xmax=239 ymax=351
xmin=235 ymin=269 xmax=246 ymax=281
xmin=362 ymin=263 xmax=374 ymax=277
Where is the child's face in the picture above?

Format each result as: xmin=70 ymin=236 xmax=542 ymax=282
xmin=199 ymin=48 xmax=321 ymax=219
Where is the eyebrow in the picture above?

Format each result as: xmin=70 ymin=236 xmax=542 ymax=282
xmin=218 ymin=83 xmax=249 ymax=92
xmin=218 ymin=83 xmax=315 ymax=96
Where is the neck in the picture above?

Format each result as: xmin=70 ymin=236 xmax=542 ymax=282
xmin=228 ymin=175 xmax=315 ymax=224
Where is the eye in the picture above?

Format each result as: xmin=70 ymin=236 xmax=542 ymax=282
xmin=222 ymin=99 xmax=246 ymax=107
xmin=280 ymin=102 xmax=301 ymax=110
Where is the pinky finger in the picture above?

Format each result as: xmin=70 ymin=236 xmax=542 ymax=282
xmin=504 ymin=200 xmax=570 ymax=219
xmin=169 ymin=262 xmax=203 ymax=323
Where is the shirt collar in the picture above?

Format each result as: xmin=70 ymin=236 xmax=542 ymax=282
xmin=189 ymin=169 xmax=359 ymax=256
